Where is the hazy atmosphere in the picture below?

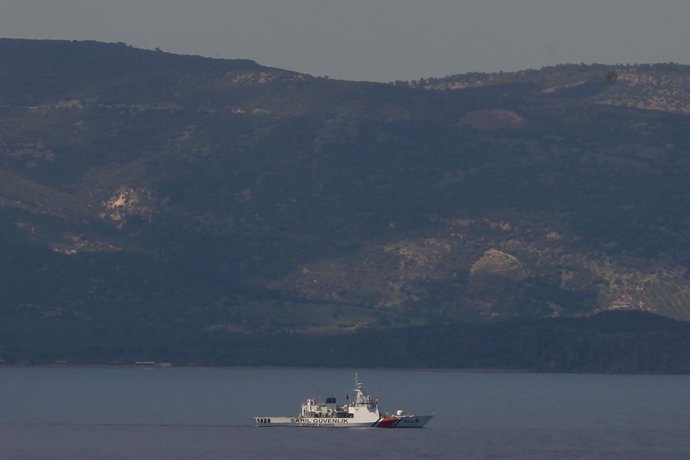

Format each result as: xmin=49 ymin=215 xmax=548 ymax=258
xmin=4 ymin=0 xmax=690 ymax=456
xmin=1 ymin=0 xmax=689 ymax=81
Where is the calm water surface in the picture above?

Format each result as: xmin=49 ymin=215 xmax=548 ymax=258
xmin=1 ymin=367 xmax=689 ymax=459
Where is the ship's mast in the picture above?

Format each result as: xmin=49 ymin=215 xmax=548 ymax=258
xmin=353 ymin=372 xmax=371 ymax=405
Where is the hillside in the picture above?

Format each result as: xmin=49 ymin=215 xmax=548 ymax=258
xmin=1 ymin=39 xmax=690 ymax=369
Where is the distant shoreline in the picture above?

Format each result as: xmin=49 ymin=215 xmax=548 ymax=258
xmin=1 ymin=364 xmax=681 ymax=376
xmin=0 ymin=363 xmax=530 ymax=373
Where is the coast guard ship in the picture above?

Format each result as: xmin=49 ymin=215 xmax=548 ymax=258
xmin=255 ymin=375 xmax=433 ymax=428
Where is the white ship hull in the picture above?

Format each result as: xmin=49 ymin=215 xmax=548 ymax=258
xmin=374 ymin=414 xmax=433 ymax=428
xmin=256 ymin=416 xmax=377 ymax=428
xmin=255 ymin=374 xmax=433 ymax=429
xmin=255 ymin=414 xmax=433 ymax=428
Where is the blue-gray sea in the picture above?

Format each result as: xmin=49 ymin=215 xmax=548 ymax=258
xmin=1 ymin=367 xmax=689 ymax=459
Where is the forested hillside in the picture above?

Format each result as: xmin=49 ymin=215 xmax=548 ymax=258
xmin=2 ymin=39 xmax=690 ymax=370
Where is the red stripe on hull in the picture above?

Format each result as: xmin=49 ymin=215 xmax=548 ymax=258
xmin=375 ymin=417 xmax=401 ymax=428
